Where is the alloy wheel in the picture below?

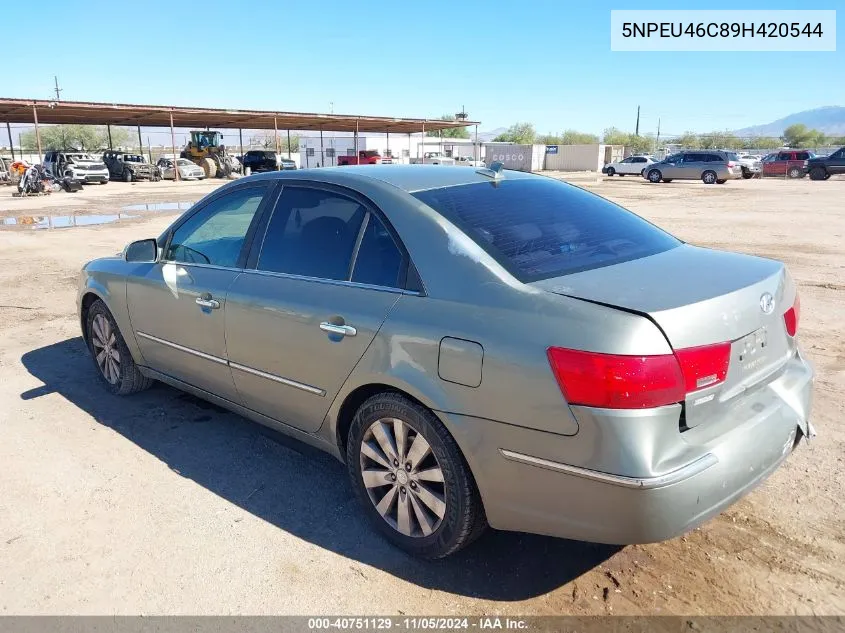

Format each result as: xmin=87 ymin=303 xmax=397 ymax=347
xmin=359 ymin=417 xmax=447 ymax=538
xmin=91 ymin=313 xmax=121 ymax=384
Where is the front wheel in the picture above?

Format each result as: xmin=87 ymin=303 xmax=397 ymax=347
xmin=647 ymin=169 xmax=662 ymax=183
xmin=702 ymin=170 xmax=717 ymax=184
xmin=123 ymin=170 xmax=133 ymax=183
xmin=347 ymin=393 xmax=486 ymax=559
xmin=606 ymin=167 xmax=615 ymax=176
xmin=809 ymin=167 xmax=827 ymax=181
xmin=86 ymin=300 xmax=153 ymax=395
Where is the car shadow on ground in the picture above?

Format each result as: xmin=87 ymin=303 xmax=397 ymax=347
xmin=20 ymin=337 xmax=620 ymax=601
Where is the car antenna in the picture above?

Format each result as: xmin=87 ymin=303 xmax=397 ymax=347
xmin=477 ymin=161 xmax=504 ymax=179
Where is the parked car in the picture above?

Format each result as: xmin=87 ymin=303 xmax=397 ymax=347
xmin=455 ymin=156 xmax=485 ymax=167
xmin=603 ymin=155 xmax=654 ymax=177
xmin=644 ymin=151 xmax=743 ymax=184
xmin=44 ymin=151 xmax=110 ymax=184
xmin=77 ymin=165 xmax=814 ymax=559
xmin=241 ymin=150 xmax=283 ymax=173
xmin=279 ymin=158 xmax=297 ymax=170
xmin=804 ymin=146 xmax=845 ymax=180
xmin=102 ymin=151 xmax=158 ymax=182
xmin=761 ymin=150 xmax=815 ymax=178
xmin=156 ymin=157 xmax=207 ymax=180
xmin=735 ymin=154 xmax=762 ymax=179
xmin=337 ymin=150 xmax=387 ymax=166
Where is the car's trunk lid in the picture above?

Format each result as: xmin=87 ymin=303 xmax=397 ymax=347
xmin=532 ymin=244 xmax=797 ymax=428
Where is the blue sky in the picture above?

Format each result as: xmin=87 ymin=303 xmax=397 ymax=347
xmin=4 ymin=0 xmax=842 ymax=135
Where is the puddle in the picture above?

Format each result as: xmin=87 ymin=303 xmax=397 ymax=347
xmin=1 ymin=214 xmax=139 ymax=229
xmin=121 ymin=201 xmax=195 ymax=212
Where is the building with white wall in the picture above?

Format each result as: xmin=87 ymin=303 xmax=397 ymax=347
xmin=299 ymin=134 xmax=482 ymax=168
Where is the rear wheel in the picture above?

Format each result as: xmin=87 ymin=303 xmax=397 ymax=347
xmin=788 ymin=167 xmax=803 ymax=179
xmin=86 ymin=300 xmax=153 ymax=396
xmin=606 ymin=167 xmax=615 ymax=176
xmin=647 ymin=169 xmax=662 ymax=183
xmin=702 ymin=170 xmax=717 ymax=184
xmin=347 ymin=393 xmax=486 ymax=559
xmin=809 ymin=167 xmax=827 ymax=181
xmin=742 ymin=168 xmax=753 ymax=179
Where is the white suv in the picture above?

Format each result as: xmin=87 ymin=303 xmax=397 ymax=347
xmin=43 ymin=151 xmax=110 ymax=184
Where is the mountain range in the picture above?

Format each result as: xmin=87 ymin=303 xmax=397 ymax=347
xmin=734 ymin=106 xmax=845 ymax=137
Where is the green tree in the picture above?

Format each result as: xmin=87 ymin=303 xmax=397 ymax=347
xmin=426 ymin=115 xmax=470 ymax=139
xmin=537 ymin=133 xmax=562 ymax=145
xmin=673 ymin=131 xmax=701 ymax=149
xmin=602 ymin=127 xmax=628 ymax=146
xmin=20 ymin=124 xmax=130 ymax=151
xmin=699 ymin=130 xmax=742 ymax=150
xmin=743 ymin=136 xmax=781 ymax=150
xmin=560 ymin=129 xmax=599 ymax=145
xmin=782 ymin=123 xmax=822 ymax=148
xmin=493 ymin=122 xmax=536 ymax=144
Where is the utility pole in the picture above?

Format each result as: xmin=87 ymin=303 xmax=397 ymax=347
xmin=54 ymin=76 xmax=63 ymax=101
xmin=635 ymin=106 xmax=640 ymax=136
xmin=655 ymin=118 xmax=661 ymax=153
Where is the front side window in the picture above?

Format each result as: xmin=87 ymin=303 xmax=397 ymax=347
xmin=257 ymin=187 xmax=367 ymax=281
xmin=414 ymin=178 xmax=681 ymax=282
xmin=165 ymin=187 xmax=265 ymax=267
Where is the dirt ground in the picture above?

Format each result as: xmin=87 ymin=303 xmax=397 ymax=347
xmin=0 ymin=175 xmax=842 ymax=615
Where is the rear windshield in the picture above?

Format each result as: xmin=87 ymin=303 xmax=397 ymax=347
xmin=413 ymin=178 xmax=681 ymax=282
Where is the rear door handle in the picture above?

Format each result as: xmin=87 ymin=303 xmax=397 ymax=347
xmin=319 ymin=322 xmax=357 ymax=337
xmin=196 ymin=292 xmax=220 ymax=309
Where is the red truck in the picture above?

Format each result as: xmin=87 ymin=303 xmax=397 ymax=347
xmin=336 ymin=150 xmax=389 ymax=166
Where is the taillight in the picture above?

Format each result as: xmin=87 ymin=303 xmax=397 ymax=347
xmin=784 ymin=294 xmax=800 ymax=337
xmin=547 ymin=342 xmax=731 ymax=410
xmin=727 ymin=161 xmax=735 ymax=168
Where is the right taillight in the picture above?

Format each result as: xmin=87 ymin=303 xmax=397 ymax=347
xmin=784 ymin=294 xmax=800 ymax=337
xmin=547 ymin=342 xmax=730 ymax=410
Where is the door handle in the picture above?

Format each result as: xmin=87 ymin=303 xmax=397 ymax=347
xmin=319 ymin=322 xmax=357 ymax=337
xmin=196 ymin=293 xmax=220 ymax=309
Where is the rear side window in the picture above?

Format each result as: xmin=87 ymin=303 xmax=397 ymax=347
xmin=351 ymin=214 xmax=403 ymax=288
xmin=257 ymin=187 xmax=367 ymax=281
xmin=413 ymin=179 xmax=681 ymax=282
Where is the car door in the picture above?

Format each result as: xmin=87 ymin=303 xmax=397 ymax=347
xmin=224 ymin=183 xmax=409 ymax=433
xmin=829 ymin=148 xmax=845 ymax=175
xmin=126 ymin=182 xmax=273 ymax=402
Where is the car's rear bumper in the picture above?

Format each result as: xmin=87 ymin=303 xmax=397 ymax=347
xmin=441 ymin=348 xmax=814 ymax=544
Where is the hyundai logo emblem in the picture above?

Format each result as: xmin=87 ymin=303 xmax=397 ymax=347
xmin=760 ymin=292 xmax=775 ymax=315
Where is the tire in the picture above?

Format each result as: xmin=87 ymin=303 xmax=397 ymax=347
xmin=123 ymin=170 xmax=132 ymax=183
xmin=809 ymin=167 xmax=827 ymax=181
xmin=742 ymin=168 xmax=753 ymax=179
xmin=606 ymin=167 xmax=615 ymax=176
xmin=647 ymin=169 xmax=662 ymax=183
xmin=85 ymin=300 xmax=153 ymax=396
xmin=702 ymin=170 xmax=717 ymax=184
xmin=347 ymin=393 xmax=487 ymax=559
xmin=788 ymin=167 xmax=803 ymax=179
xmin=200 ymin=157 xmax=217 ymax=179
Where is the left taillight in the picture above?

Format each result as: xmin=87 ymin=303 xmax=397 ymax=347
xmin=784 ymin=293 xmax=800 ymax=337
xmin=727 ymin=161 xmax=735 ymax=168
xmin=546 ymin=342 xmax=731 ymax=410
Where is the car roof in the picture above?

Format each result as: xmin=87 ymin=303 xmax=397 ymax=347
xmin=249 ymin=164 xmax=537 ymax=193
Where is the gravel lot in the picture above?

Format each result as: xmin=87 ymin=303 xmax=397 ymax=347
xmin=0 ymin=175 xmax=842 ymax=615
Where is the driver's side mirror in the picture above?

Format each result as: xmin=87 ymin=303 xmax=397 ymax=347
xmin=124 ymin=238 xmax=158 ymax=263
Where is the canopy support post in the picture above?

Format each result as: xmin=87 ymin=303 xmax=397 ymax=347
xmin=32 ymin=105 xmax=42 ymax=164
xmin=170 ymin=111 xmax=179 ymax=182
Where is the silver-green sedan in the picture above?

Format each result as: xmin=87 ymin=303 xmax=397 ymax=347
xmin=77 ymin=165 xmax=815 ymax=558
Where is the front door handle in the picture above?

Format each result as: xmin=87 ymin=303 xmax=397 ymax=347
xmin=319 ymin=322 xmax=357 ymax=337
xmin=196 ymin=293 xmax=220 ymax=309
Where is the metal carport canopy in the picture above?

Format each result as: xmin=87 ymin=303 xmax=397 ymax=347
xmin=0 ymin=98 xmax=479 ymax=133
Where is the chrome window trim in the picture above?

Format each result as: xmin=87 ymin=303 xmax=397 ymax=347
xmin=498 ymin=449 xmax=718 ymax=490
xmin=229 ymin=362 xmax=325 ymax=396
xmin=156 ymin=260 xmax=244 ymax=273
xmin=240 ymin=268 xmax=420 ymax=296
xmin=136 ymin=331 xmax=228 ymax=366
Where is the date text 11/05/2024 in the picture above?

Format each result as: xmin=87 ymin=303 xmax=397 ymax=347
xmin=307 ymin=617 xmax=529 ymax=630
